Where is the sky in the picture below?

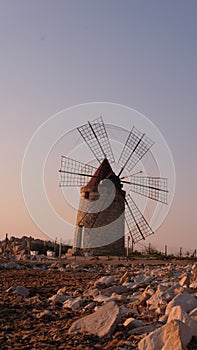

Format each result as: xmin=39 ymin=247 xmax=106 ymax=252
xmin=0 ymin=0 xmax=197 ymax=254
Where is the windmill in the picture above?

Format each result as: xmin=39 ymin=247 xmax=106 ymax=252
xmin=59 ymin=116 xmax=168 ymax=256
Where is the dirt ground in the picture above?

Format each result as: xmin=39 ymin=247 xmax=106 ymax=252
xmin=0 ymin=257 xmax=197 ymax=349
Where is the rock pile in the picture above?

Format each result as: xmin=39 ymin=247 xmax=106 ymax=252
xmin=0 ymin=258 xmax=197 ymax=349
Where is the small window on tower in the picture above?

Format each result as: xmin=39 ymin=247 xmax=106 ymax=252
xmin=84 ymin=191 xmax=89 ymax=199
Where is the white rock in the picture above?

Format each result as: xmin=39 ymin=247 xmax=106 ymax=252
xmin=59 ymin=267 xmax=67 ymax=272
xmin=48 ymin=294 xmax=73 ymax=303
xmin=122 ymin=281 xmax=135 ymax=288
xmin=127 ymin=296 xmax=138 ymax=303
xmin=83 ymin=302 xmax=95 ymax=311
xmin=134 ymin=275 xmax=145 ymax=284
xmin=101 ymin=285 xmax=128 ymax=296
xmin=130 ymin=323 xmax=161 ymax=335
xmin=93 ymin=294 xmax=112 ymax=303
xmin=6 ymin=285 xmax=29 ymax=296
xmin=168 ymin=305 xmax=197 ymax=336
xmin=4 ymin=262 xmax=18 ymax=269
xmin=179 ymin=275 xmax=190 ymax=287
xmin=150 ymin=268 xmax=163 ymax=277
xmin=166 ymin=283 xmax=183 ymax=295
xmin=6 ymin=286 xmax=17 ymax=294
xmin=155 ymin=306 xmax=165 ymax=315
xmin=158 ymin=314 xmax=168 ymax=324
xmin=165 ymin=293 xmax=197 ymax=315
xmin=57 ymin=287 xmax=68 ymax=295
xmin=123 ymin=317 xmax=145 ymax=329
xmin=68 ymin=300 xmax=120 ymax=338
xmin=138 ymin=319 xmax=192 ymax=350
xmin=119 ymin=271 xmax=130 ymax=284
xmin=120 ymin=305 xmax=138 ymax=315
xmin=157 ymin=283 xmax=171 ymax=293
xmin=15 ymin=286 xmax=29 ymax=296
xmin=144 ymin=288 xmax=155 ymax=296
xmin=146 ymin=291 xmax=167 ymax=310
xmin=193 ymin=269 xmax=197 ymax=281
xmin=94 ymin=275 xmax=115 ymax=287
xmin=189 ymin=281 xmax=197 ymax=289
xmin=37 ymin=310 xmax=52 ymax=318
xmin=63 ymin=297 xmax=83 ymax=310
xmin=134 ymin=275 xmax=152 ymax=285
xmin=83 ymin=287 xmax=99 ymax=297
xmin=189 ymin=307 xmax=197 ymax=317
xmin=94 ymin=305 xmax=101 ymax=311
xmin=57 ymin=286 xmax=67 ymax=295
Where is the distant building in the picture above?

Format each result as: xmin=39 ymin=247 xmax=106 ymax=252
xmin=30 ymin=250 xmax=39 ymax=256
xmin=46 ymin=250 xmax=56 ymax=257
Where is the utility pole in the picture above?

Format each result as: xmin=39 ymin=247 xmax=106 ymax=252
xmin=59 ymin=238 xmax=62 ymax=258
xmin=54 ymin=237 xmax=57 ymax=254
xmin=131 ymin=238 xmax=134 ymax=254
xmin=126 ymin=235 xmax=130 ymax=260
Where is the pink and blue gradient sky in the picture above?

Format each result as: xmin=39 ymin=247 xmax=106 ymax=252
xmin=0 ymin=0 xmax=197 ymax=253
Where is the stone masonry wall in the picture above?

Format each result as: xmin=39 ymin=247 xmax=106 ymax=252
xmin=73 ymin=184 xmax=125 ymax=256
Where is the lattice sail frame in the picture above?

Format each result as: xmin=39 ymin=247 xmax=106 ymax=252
xmin=118 ymin=126 xmax=154 ymax=175
xmin=125 ymin=193 xmax=154 ymax=244
xmin=129 ymin=176 xmax=168 ymax=204
xmin=59 ymin=156 xmax=97 ymax=187
xmin=77 ymin=116 xmax=115 ymax=163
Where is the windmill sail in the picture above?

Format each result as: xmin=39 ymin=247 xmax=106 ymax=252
xmin=59 ymin=156 xmax=97 ymax=186
xmin=118 ymin=127 xmax=154 ymax=176
xmin=125 ymin=193 xmax=154 ymax=244
xmin=77 ymin=116 xmax=115 ymax=163
xmin=123 ymin=176 xmax=168 ymax=204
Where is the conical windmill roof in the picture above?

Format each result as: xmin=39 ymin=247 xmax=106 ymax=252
xmin=81 ymin=158 xmax=125 ymax=194
xmin=87 ymin=158 xmax=115 ymax=187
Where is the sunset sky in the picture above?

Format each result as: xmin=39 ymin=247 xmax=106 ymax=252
xmin=0 ymin=0 xmax=197 ymax=254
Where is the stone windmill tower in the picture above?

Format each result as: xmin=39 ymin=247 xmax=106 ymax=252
xmin=59 ymin=117 xmax=168 ymax=256
xmin=73 ymin=158 xmax=126 ymax=255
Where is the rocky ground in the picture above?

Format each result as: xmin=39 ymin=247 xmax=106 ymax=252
xmin=1 ymin=257 xmax=197 ymax=349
